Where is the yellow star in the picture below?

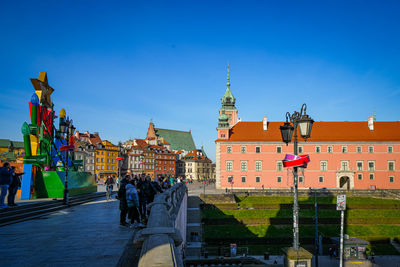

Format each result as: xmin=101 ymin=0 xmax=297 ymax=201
xmin=30 ymin=71 xmax=54 ymax=107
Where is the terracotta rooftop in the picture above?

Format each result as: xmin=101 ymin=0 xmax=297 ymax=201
xmin=217 ymin=121 xmax=400 ymax=142
xmin=183 ymin=149 xmax=211 ymax=162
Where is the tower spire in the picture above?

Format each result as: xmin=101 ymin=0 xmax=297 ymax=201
xmin=227 ymin=64 xmax=230 ymax=89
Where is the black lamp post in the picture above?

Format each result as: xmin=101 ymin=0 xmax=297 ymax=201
xmin=62 ymin=117 xmax=74 ymax=206
xmin=280 ymin=103 xmax=314 ymax=251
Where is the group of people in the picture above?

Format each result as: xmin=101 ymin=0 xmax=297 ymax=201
xmin=117 ymin=174 xmax=164 ymax=228
xmin=0 ymin=162 xmax=23 ymax=209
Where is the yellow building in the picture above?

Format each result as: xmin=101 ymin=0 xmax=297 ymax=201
xmin=0 ymin=139 xmax=25 ymax=162
xmin=95 ymin=140 xmax=119 ymax=181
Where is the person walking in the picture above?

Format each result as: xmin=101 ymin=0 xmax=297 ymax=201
xmin=0 ymin=162 xmax=13 ymax=208
xmin=117 ymin=175 xmax=129 ymax=226
xmin=125 ymin=179 xmax=143 ymax=228
xmin=8 ymin=166 xmax=23 ymax=207
xmin=104 ymin=175 xmax=114 ymax=200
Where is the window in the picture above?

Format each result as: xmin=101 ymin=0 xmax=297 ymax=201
xmin=228 ymin=176 xmax=233 ymax=183
xmin=107 ymin=159 xmax=110 ymax=163
xmin=256 ymin=146 xmax=261 ymax=153
xmin=298 ymin=146 xmax=303 ymax=153
xmin=389 ymin=176 xmax=394 ymax=183
xmin=368 ymin=146 xmax=374 ymax=153
xmin=388 ymin=146 xmax=393 ymax=153
xmin=107 ymin=152 xmax=110 ymax=156
xmin=369 ymin=173 xmax=374 ymax=180
xmin=277 ymin=176 xmax=282 ymax=183
xmin=241 ymin=176 xmax=246 ymax=183
xmin=320 ymin=161 xmax=327 ymax=171
xmin=341 ymin=161 xmax=349 ymax=171
xmin=389 ymin=161 xmax=395 ymax=171
xmin=327 ymin=146 xmax=333 ymax=153
xmin=276 ymin=146 xmax=282 ymax=153
xmin=255 ymin=161 xmax=262 ymax=171
xmin=96 ymin=165 xmax=100 ymax=170
xmin=241 ymin=161 xmax=247 ymax=171
xmin=97 ymin=158 xmax=99 ymax=163
xmin=299 ymin=176 xmax=304 ymax=183
xmin=277 ymin=161 xmax=283 ymax=171
xmin=227 ymin=146 xmax=232 ymax=153
xmin=357 ymin=161 xmax=363 ymax=171
xmin=357 ymin=146 xmax=362 ymax=153
xmin=241 ymin=146 xmax=246 ymax=153
xmin=319 ymin=176 xmax=324 ymax=183
xmin=315 ymin=146 xmax=321 ymax=153
xmin=112 ymin=166 xmax=114 ymax=170
xmin=101 ymin=158 xmax=104 ymax=163
xmin=256 ymin=176 xmax=260 ymax=183
xmin=358 ymin=174 xmax=363 ymax=180
xmin=226 ymin=161 xmax=233 ymax=171
xmin=342 ymin=146 xmax=347 ymax=153
xmin=368 ymin=161 xmax=375 ymax=171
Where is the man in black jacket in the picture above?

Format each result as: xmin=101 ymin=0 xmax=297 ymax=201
xmin=8 ymin=166 xmax=23 ymax=207
xmin=117 ymin=175 xmax=130 ymax=226
xmin=0 ymin=162 xmax=12 ymax=208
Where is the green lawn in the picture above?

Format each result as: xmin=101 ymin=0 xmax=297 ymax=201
xmin=202 ymin=208 xmax=400 ymax=220
xmin=204 ymin=224 xmax=400 ymax=240
xmin=202 ymin=195 xmax=400 ymax=255
xmin=237 ymin=196 xmax=400 ymax=207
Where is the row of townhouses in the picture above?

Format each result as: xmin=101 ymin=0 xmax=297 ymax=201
xmin=73 ymin=123 xmax=216 ymax=181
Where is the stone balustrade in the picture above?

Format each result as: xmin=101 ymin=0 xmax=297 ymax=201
xmin=134 ymin=183 xmax=187 ymax=267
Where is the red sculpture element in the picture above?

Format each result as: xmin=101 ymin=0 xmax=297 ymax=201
xmin=282 ymin=154 xmax=310 ymax=168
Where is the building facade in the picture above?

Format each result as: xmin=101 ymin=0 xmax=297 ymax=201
xmin=95 ymin=140 xmax=119 ymax=180
xmin=216 ymin=72 xmax=400 ymax=190
xmin=177 ymin=149 xmax=213 ymax=181
xmin=154 ymin=146 xmax=176 ymax=178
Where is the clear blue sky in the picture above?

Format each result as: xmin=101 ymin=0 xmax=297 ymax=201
xmin=1 ymin=0 xmax=400 ymax=161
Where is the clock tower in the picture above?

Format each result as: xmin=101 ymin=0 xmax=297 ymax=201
xmin=217 ymin=65 xmax=238 ymax=139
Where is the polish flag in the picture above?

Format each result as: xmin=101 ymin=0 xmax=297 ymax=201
xmin=139 ymin=162 xmax=145 ymax=165
xmin=116 ymin=157 xmax=124 ymax=161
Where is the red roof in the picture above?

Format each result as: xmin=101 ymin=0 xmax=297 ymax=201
xmin=217 ymin=121 xmax=400 ymax=142
xmin=162 ymin=139 xmax=170 ymax=145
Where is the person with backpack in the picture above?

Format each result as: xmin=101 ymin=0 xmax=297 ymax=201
xmin=117 ymin=175 xmax=130 ymax=226
xmin=125 ymin=179 xmax=144 ymax=228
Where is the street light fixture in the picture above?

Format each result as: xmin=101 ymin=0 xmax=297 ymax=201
xmin=59 ymin=113 xmax=74 ymax=206
xmin=280 ymin=103 xmax=314 ymax=251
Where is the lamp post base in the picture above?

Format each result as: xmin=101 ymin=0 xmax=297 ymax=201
xmin=283 ymin=247 xmax=313 ymax=267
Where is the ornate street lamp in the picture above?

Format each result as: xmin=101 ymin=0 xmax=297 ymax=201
xmin=280 ymin=103 xmax=314 ymax=251
xmin=280 ymin=114 xmax=294 ymax=145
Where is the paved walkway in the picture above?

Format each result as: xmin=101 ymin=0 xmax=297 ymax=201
xmin=0 ymin=198 xmax=134 ymax=267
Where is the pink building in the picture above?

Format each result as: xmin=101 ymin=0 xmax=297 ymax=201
xmin=216 ymin=74 xmax=400 ymax=190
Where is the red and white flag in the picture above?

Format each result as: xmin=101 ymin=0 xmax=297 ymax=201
xmin=116 ymin=156 xmax=124 ymax=161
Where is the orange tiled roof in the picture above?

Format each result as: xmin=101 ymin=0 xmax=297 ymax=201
xmin=183 ymin=149 xmax=211 ymax=161
xmin=162 ymin=139 xmax=170 ymax=145
xmin=217 ymin=121 xmax=400 ymax=142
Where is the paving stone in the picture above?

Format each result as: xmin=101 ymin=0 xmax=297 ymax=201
xmin=0 ymin=199 xmax=133 ymax=266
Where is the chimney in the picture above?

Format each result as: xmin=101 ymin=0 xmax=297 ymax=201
xmin=263 ymin=116 xmax=268 ymax=131
xmin=368 ymin=116 xmax=374 ymax=131
xmin=93 ymin=132 xmax=99 ymax=136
